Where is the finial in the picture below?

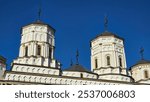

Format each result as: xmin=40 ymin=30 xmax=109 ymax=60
xmin=70 ymin=59 xmax=73 ymax=66
xmin=140 ymin=47 xmax=144 ymax=60
xmin=76 ymin=49 xmax=79 ymax=65
xmin=104 ymin=14 xmax=108 ymax=31
xmin=37 ymin=0 xmax=42 ymax=21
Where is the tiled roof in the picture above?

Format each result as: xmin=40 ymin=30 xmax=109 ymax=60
xmin=23 ymin=20 xmax=56 ymax=32
xmin=92 ymin=31 xmax=124 ymax=41
xmin=64 ymin=64 xmax=91 ymax=73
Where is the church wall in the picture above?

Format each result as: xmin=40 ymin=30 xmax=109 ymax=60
xmin=99 ymin=74 xmax=133 ymax=82
xmin=62 ymin=71 xmax=97 ymax=79
xmin=11 ymin=64 xmax=60 ymax=76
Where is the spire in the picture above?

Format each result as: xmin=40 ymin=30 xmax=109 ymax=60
xmin=76 ymin=49 xmax=79 ymax=65
xmin=70 ymin=59 xmax=73 ymax=66
xmin=37 ymin=0 xmax=42 ymax=21
xmin=104 ymin=14 xmax=108 ymax=31
xmin=140 ymin=47 xmax=144 ymax=60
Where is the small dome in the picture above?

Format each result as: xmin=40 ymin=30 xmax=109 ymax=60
xmin=23 ymin=20 xmax=56 ymax=32
xmin=135 ymin=59 xmax=150 ymax=65
xmin=32 ymin=20 xmax=48 ymax=25
xmin=130 ymin=59 xmax=150 ymax=70
xmin=92 ymin=31 xmax=124 ymax=41
xmin=64 ymin=64 xmax=91 ymax=73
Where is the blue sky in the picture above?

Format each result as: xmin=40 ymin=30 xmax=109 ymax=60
xmin=0 ymin=0 xmax=150 ymax=70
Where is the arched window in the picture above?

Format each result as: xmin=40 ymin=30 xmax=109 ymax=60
xmin=95 ymin=58 xmax=98 ymax=68
xmin=37 ymin=45 xmax=41 ymax=56
xmin=106 ymin=56 xmax=110 ymax=66
xmin=144 ymin=70 xmax=149 ymax=78
xmin=119 ymin=56 xmax=122 ymax=67
xmin=25 ymin=46 xmax=28 ymax=57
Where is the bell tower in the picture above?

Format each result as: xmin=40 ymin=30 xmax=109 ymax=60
xmin=90 ymin=17 xmax=132 ymax=82
xmin=13 ymin=20 xmax=60 ymax=68
xmin=91 ymin=31 xmax=127 ymax=70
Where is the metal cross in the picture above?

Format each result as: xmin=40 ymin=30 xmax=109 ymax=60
xmin=140 ymin=47 xmax=144 ymax=60
xmin=76 ymin=49 xmax=79 ymax=65
xmin=104 ymin=15 xmax=108 ymax=31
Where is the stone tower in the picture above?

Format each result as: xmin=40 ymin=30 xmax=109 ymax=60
xmin=90 ymin=18 xmax=133 ymax=82
xmin=91 ymin=31 xmax=127 ymax=71
xmin=11 ymin=20 xmax=61 ymax=76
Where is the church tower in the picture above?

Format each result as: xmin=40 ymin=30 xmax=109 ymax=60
xmin=13 ymin=20 xmax=60 ymax=68
xmin=90 ymin=17 xmax=133 ymax=82
xmin=91 ymin=31 xmax=127 ymax=70
xmin=10 ymin=19 xmax=61 ymax=77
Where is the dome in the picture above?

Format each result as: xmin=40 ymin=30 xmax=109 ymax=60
xmin=32 ymin=20 xmax=48 ymax=25
xmin=22 ymin=20 xmax=56 ymax=32
xmin=129 ymin=59 xmax=150 ymax=70
xmin=92 ymin=31 xmax=124 ymax=41
xmin=64 ymin=64 xmax=91 ymax=73
xmin=135 ymin=59 xmax=150 ymax=65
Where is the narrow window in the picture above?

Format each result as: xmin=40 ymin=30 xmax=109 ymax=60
xmin=49 ymin=47 xmax=52 ymax=59
xmin=95 ymin=58 xmax=98 ymax=68
xmin=37 ymin=45 xmax=41 ymax=56
xmin=106 ymin=56 xmax=110 ymax=66
xmin=81 ymin=73 xmax=83 ymax=78
xmin=25 ymin=46 xmax=28 ymax=57
xmin=119 ymin=56 xmax=122 ymax=67
xmin=144 ymin=70 xmax=149 ymax=78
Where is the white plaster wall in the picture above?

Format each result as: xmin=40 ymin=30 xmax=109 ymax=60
xmin=62 ymin=71 xmax=97 ymax=79
xmin=99 ymin=75 xmax=132 ymax=82
xmin=94 ymin=67 xmax=128 ymax=75
xmin=13 ymin=56 xmax=60 ymax=68
xmin=12 ymin=64 xmax=60 ymax=75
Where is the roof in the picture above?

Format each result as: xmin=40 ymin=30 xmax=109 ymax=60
xmin=22 ymin=20 xmax=56 ymax=32
xmin=135 ymin=59 xmax=150 ymax=65
xmin=64 ymin=64 xmax=92 ymax=73
xmin=129 ymin=59 xmax=150 ymax=70
xmin=91 ymin=31 xmax=124 ymax=41
xmin=32 ymin=20 xmax=50 ymax=25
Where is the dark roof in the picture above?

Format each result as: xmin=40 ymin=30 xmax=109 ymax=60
xmin=129 ymin=59 xmax=150 ymax=70
xmin=32 ymin=20 xmax=48 ymax=25
xmin=23 ymin=20 xmax=56 ymax=32
xmin=91 ymin=31 xmax=124 ymax=41
xmin=64 ymin=64 xmax=92 ymax=73
xmin=135 ymin=59 xmax=150 ymax=65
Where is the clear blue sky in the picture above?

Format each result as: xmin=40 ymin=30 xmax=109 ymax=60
xmin=0 ymin=0 xmax=150 ymax=70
